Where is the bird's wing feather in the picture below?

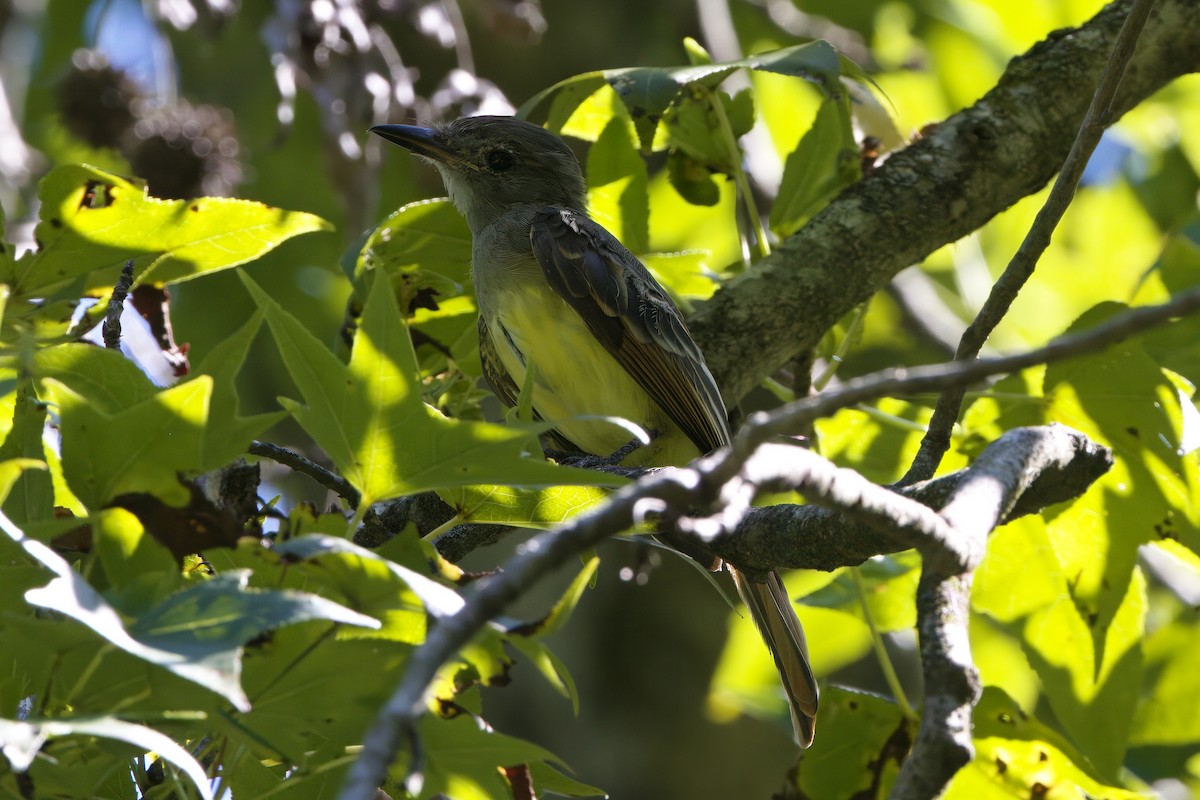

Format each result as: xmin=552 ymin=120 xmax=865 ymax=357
xmin=530 ymin=207 xmax=731 ymax=453
xmin=477 ymin=316 xmax=521 ymax=409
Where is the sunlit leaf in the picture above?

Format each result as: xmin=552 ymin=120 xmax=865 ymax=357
xmin=770 ymin=94 xmax=860 ymax=237
xmin=804 ymin=552 xmax=920 ymax=632
xmin=587 ymin=115 xmax=649 ymax=253
xmin=416 ymin=714 xmax=577 ymax=799
xmin=442 ymin=483 xmax=612 ymax=529
xmin=975 ymin=517 xmax=1145 ymax=778
xmin=8 ymin=164 xmax=332 ymax=297
xmin=946 ymin=688 xmax=1146 ymax=799
xmin=245 ymin=270 xmax=623 ymax=509
xmin=1130 ymin=603 xmax=1200 ymax=746
xmin=710 ymin=604 xmax=871 ymax=727
xmin=272 ymin=534 xmax=464 ymax=618
xmin=192 ymin=310 xmax=287 ymax=466
xmin=0 ymin=388 xmax=52 ymax=526
xmin=790 ymin=687 xmax=910 ymax=800
xmin=521 ymin=41 xmax=849 ymax=152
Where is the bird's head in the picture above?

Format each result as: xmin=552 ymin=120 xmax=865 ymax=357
xmin=370 ymin=116 xmax=587 ymax=232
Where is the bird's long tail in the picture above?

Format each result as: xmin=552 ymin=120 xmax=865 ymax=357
xmin=730 ymin=567 xmax=819 ymax=748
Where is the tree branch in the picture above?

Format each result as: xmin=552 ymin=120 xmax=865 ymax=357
xmin=705 ymin=425 xmax=1111 ymax=573
xmin=248 ymin=440 xmax=360 ymax=507
xmin=339 ymin=419 xmax=1111 ymax=800
xmin=693 ymin=0 xmax=1200 ymax=402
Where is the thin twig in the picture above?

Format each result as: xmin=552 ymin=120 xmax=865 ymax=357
xmin=901 ymin=0 xmax=1160 ymax=485
xmin=102 ymin=259 xmax=135 ymax=351
xmin=753 ymin=284 xmax=1200 ymax=441
xmin=248 ymin=440 xmax=361 ymax=508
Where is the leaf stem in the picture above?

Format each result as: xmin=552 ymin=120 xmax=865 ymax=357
xmin=852 ymin=567 xmax=915 ymax=719
xmin=422 ymin=510 xmax=467 ymax=541
xmin=710 ymin=87 xmax=770 ymax=261
xmin=63 ymin=643 xmax=115 ymax=709
xmin=813 ymin=304 xmax=868 ymax=391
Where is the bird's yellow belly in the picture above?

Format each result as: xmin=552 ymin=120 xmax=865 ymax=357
xmin=486 ymin=288 xmax=698 ymax=466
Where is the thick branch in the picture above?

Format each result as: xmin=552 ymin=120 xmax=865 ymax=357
xmin=704 ymin=424 xmax=1110 ymax=573
xmin=893 ymin=568 xmax=979 ymax=800
xmin=693 ymin=0 xmax=1200 ymax=402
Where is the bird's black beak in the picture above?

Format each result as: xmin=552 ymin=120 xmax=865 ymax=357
xmin=369 ymin=124 xmax=461 ymax=166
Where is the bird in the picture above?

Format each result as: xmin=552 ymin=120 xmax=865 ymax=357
xmin=370 ymin=115 xmax=819 ymax=747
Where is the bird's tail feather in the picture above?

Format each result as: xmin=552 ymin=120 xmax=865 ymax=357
xmin=730 ymin=567 xmax=819 ymax=748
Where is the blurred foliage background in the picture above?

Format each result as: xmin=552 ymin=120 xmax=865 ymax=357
xmin=1 ymin=0 xmax=1198 ymax=798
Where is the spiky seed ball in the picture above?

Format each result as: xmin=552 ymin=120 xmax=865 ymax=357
xmin=55 ymin=49 xmax=140 ymax=150
xmin=124 ymin=102 xmax=243 ymax=199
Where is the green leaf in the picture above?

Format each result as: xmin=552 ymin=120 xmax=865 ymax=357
xmin=0 ymin=458 xmax=47 ymax=507
xmin=33 ymin=335 xmax=276 ymax=516
xmin=353 ymin=199 xmax=481 ymax=384
xmin=1130 ymin=601 xmax=1200 ymax=746
xmin=355 ymin=198 xmax=473 ymax=298
xmin=587 ymin=116 xmax=649 ymax=254
xmin=44 ymin=375 xmax=213 ymax=508
xmin=662 ymin=87 xmax=754 ymax=171
xmin=521 ymin=41 xmax=849 ymax=153
xmin=272 ymin=534 xmax=464 ymax=618
xmin=0 ymin=386 xmax=53 ymax=526
xmin=526 ymin=761 xmax=607 ymax=798
xmin=1042 ymin=304 xmax=1200 ymax=622
xmin=965 ymin=303 xmax=1198 ymax=709
xmin=667 ymin=149 xmax=721 ymax=206
xmin=974 ymin=517 xmax=1145 ymax=779
xmin=710 ymin=602 xmax=871 ymax=727
xmin=506 ymin=635 xmax=580 ymax=713
xmin=9 ymin=164 xmax=332 ymax=297
xmin=92 ymin=506 xmax=177 ymax=593
xmin=499 ymin=557 xmax=598 ymax=713
xmin=33 ymin=342 xmax=159 ymax=412
xmin=124 ymin=570 xmax=380 ymax=709
xmin=0 ymin=715 xmax=215 ymax=800
xmin=682 ymin=36 xmax=713 ymax=67
xmin=804 ymin=552 xmax=920 ymax=632
xmin=2 ymin=512 xmax=379 ymax=711
xmin=790 ymin=687 xmax=910 ymax=799
xmin=946 ymin=688 xmax=1146 ymax=799
xmin=818 ymin=398 xmax=967 ymax=484
xmin=442 ymin=483 xmax=613 ymax=528
xmin=770 ymin=94 xmax=860 ymax=237
xmin=417 ymin=714 xmax=573 ymax=800
xmin=191 ymin=311 xmax=287 ymax=466
xmin=246 ymin=270 xmax=623 ymax=508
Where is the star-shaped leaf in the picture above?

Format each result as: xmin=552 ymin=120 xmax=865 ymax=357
xmin=7 ymin=164 xmax=332 ymax=298
xmin=243 ymin=270 xmax=622 ymax=510
xmin=1 ymin=511 xmax=380 ymax=711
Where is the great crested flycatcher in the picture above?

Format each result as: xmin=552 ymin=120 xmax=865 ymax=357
xmin=371 ymin=115 xmax=819 ymax=747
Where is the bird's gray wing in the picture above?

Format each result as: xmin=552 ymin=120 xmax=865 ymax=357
xmin=530 ymin=207 xmax=731 ymax=454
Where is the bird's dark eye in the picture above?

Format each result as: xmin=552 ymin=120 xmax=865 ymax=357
xmin=485 ymin=149 xmax=516 ymax=171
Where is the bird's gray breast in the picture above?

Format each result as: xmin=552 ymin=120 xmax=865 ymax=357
xmin=470 ymin=205 xmax=546 ymax=312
